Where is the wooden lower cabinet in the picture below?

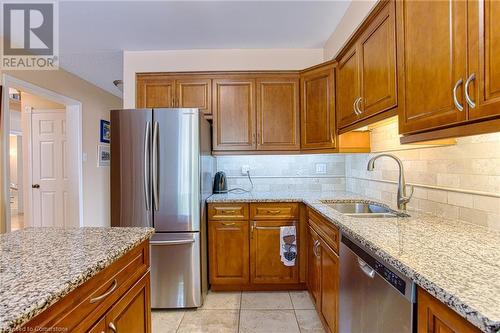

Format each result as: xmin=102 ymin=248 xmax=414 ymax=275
xmin=22 ymin=240 xmax=151 ymax=333
xmin=417 ymin=288 xmax=480 ymax=333
xmin=208 ymin=220 xmax=250 ymax=285
xmin=319 ymin=240 xmax=340 ymax=333
xmin=307 ymin=226 xmax=321 ymax=308
xmin=251 ymin=220 xmax=298 ymax=284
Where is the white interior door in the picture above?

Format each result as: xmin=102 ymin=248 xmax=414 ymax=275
xmin=31 ymin=110 xmax=68 ymax=227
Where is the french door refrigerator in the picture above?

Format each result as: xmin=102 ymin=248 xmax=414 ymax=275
xmin=110 ymin=108 xmax=214 ymax=308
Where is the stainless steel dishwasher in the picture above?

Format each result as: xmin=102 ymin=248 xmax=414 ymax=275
xmin=340 ymin=233 xmax=416 ymax=333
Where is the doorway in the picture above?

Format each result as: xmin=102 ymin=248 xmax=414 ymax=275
xmin=2 ymin=75 xmax=83 ymax=231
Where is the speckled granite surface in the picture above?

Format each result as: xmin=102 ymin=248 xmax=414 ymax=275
xmin=208 ymin=191 xmax=500 ymax=333
xmin=0 ymin=227 xmax=154 ymax=333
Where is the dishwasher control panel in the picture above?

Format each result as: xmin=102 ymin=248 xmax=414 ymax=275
xmin=373 ymin=261 xmax=406 ymax=295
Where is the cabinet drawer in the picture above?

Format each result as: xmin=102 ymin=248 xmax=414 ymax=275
xmin=208 ymin=203 xmax=249 ymax=220
xmin=23 ymin=240 xmax=150 ymax=332
xmin=250 ymin=203 xmax=299 ymax=220
xmin=308 ymin=209 xmax=339 ymax=254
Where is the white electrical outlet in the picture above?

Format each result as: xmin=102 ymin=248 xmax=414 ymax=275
xmin=315 ymin=163 xmax=327 ymax=174
xmin=241 ymin=165 xmax=250 ymax=175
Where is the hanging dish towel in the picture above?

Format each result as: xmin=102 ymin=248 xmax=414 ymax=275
xmin=280 ymin=226 xmax=297 ymax=267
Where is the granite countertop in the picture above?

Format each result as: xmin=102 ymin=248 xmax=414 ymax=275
xmin=0 ymin=227 xmax=154 ymax=333
xmin=208 ymin=191 xmax=500 ymax=333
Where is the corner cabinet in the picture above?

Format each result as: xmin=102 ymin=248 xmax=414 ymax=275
xmin=417 ymin=288 xmax=481 ymax=333
xmin=208 ymin=202 xmax=304 ymax=290
xmin=307 ymin=208 xmax=340 ymax=333
xmin=337 ymin=0 xmax=398 ymax=131
xmin=397 ymin=0 xmax=500 ymax=141
xmin=300 ymin=63 xmax=337 ymax=151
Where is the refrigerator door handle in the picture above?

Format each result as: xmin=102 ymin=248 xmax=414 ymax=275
xmin=144 ymin=122 xmax=151 ymax=211
xmin=152 ymin=121 xmax=160 ymax=211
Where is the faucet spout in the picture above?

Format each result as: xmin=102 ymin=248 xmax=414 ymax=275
xmin=366 ymin=154 xmax=414 ymax=210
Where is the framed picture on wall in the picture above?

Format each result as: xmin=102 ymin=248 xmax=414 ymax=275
xmin=100 ymin=119 xmax=110 ymax=143
xmin=97 ymin=145 xmax=110 ymax=167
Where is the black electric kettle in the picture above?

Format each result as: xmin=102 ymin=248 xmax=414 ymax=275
xmin=213 ymin=171 xmax=228 ymax=193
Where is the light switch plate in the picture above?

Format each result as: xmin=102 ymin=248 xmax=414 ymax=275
xmin=315 ymin=163 xmax=327 ymax=174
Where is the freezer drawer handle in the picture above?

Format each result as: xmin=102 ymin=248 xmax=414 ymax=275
xmin=150 ymin=239 xmax=195 ymax=246
xmin=358 ymin=257 xmax=375 ymax=279
xmin=90 ymin=279 xmax=118 ymax=303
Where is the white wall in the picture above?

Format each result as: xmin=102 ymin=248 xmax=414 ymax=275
xmin=323 ymin=0 xmax=378 ymax=59
xmin=123 ymin=48 xmax=324 ymax=108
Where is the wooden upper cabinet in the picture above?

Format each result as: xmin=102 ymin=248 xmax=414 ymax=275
xmin=136 ymin=76 xmax=175 ymax=108
xmin=256 ymin=77 xmax=300 ymax=151
xmin=417 ymin=288 xmax=481 ymax=333
xmin=467 ymin=0 xmax=500 ymax=121
xmin=300 ymin=63 xmax=336 ymax=150
xmin=212 ymin=78 xmax=256 ymax=151
xmin=337 ymin=45 xmax=360 ymax=129
xmin=359 ymin=0 xmax=397 ymax=118
xmin=176 ymin=77 xmax=212 ymax=115
xmin=250 ymin=220 xmax=299 ymax=284
xmin=397 ymin=0 xmax=468 ymax=134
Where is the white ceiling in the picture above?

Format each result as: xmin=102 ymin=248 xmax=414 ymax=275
xmin=59 ymin=1 xmax=351 ymax=97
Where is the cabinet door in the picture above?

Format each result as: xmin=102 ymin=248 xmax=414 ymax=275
xmin=87 ymin=317 xmax=106 ymax=333
xmin=417 ymin=288 xmax=480 ymax=333
xmin=337 ymin=45 xmax=361 ymax=129
xmin=176 ymin=78 xmax=212 ymax=115
xmin=208 ymin=220 xmax=250 ymax=285
xmin=320 ymin=240 xmax=339 ymax=333
xmin=300 ymin=64 xmax=336 ymax=150
xmin=250 ymin=220 xmax=299 ymax=284
xmin=307 ymin=226 xmax=321 ymax=308
xmin=136 ymin=76 xmax=175 ymax=108
xmin=467 ymin=0 xmax=500 ymax=120
xmin=397 ymin=0 xmax=467 ymax=134
xmin=106 ymin=273 xmax=151 ymax=333
xmin=212 ymin=78 xmax=256 ymax=151
xmin=359 ymin=1 xmax=397 ymax=119
xmin=256 ymin=77 xmax=300 ymax=151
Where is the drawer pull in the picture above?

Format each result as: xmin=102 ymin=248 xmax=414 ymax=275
xmin=222 ymin=222 xmax=236 ymax=226
xmin=90 ymin=279 xmax=118 ymax=304
xmin=109 ymin=322 xmax=117 ymax=333
xmin=221 ymin=210 xmax=237 ymax=214
xmin=266 ymin=210 xmax=281 ymax=214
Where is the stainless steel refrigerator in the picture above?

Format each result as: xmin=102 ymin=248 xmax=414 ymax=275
xmin=110 ymin=108 xmax=214 ymax=308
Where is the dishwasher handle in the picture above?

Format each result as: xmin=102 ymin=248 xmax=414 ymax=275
xmin=358 ymin=257 xmax=375 ymax=279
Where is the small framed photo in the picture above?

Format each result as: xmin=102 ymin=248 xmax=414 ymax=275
xmin=97 ymin=145 xmax=110 ymax=167
xmin=100 ymin=119 xmax=110 ymax=143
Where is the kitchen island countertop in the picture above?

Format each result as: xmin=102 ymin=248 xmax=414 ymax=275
xmin=0 ymin=227 xmax=154 ymax=333
xmin=208 ymin=191 xmax=500 ymax=333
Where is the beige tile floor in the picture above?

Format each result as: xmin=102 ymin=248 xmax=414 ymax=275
xmin=152 ymin=291 xmax=325 ymax=333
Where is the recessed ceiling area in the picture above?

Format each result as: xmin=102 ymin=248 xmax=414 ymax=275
xmin=58 ymin=1 xmax=351 ymax=96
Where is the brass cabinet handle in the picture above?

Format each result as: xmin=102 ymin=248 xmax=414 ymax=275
xmin=221 ymin=222 xmax=236 ymax=226
xmin=221 ymin=210 xmax=236 ymax=214
xmin=90 ymin=279 xmax=118 ymax=304
xmin=465 ymin=73 xmax=476 ymax=109
xmin=266 ymin=210 xmax=281 ymax=215
xmin=109 ymin=322 xmax=117 ymax=333
xmin=453 ymin=78 xmax=464 ymax=112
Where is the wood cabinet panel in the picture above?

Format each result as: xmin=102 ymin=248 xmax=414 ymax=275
xmin=136 ymin=77 xmax=174 ymax=108
xmin=208 ymin=203 xmax=249 ymax=220
xmin=308 ymin=209 xmax=339 ymax=254
xmin=176 ymin=78 xmax=212 ymax=115
xmin=300 ymin=64 xmax=336 ymax=150
xmin=106 ymin=273 xmax=151 ymax=333
xmin=212 ymin=78 xmax=256 ymax=151
xmin=250 ymin=203 xmax=299 ymax=220
xmin=307 ymin=226 xmax=321 ymax=308
xmin=397 ymin=0 xmax=468 ymax=134
xmin=256 ymin=77 xmax=300 ymax=150
xmin=208 ymin=220 xmax=250 ymax=285
xmin=467 ymin=0 xmax=500 ymax=120
xmin=359 ymin=0 xmax=397 ymax=118
xmin=320 ymin=240 xmax=339 ymax=333
xmin=87 ymin=317 xmax=106 ymax=333
xmin=337 ymin=45 xmax=360 ymax=129
xmin=417 ymin=288 xmax=481 ymax=333
xmin=250 ymin=220 xmax=298 ymax=284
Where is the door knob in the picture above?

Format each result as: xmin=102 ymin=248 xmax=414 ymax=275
xmin=32 ymin=184 xmax=40 ymax=189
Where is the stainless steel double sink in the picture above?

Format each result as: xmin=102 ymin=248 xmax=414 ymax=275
xmin=321 ymin=200 xmax=409 ymax=218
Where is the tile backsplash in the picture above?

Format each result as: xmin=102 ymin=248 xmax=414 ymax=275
xmin=215 ymin=127 xmax=500 ymax=230
xmin=216 ymin=154 xmax=346 ymax=192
